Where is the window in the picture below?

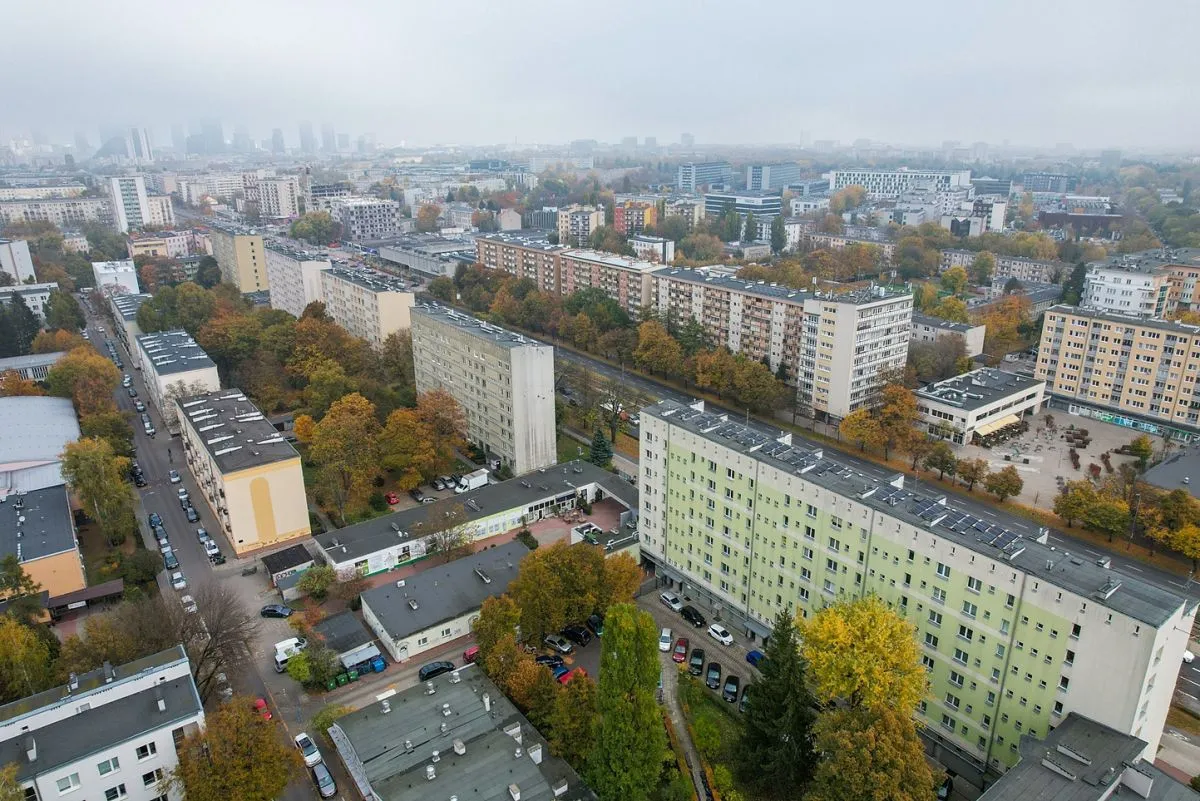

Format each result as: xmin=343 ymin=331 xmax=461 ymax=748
xmin=57 ymin=774 xmax=81 ymax=794
xmin=1059 ymin=676 xmax=1070 ymax=691
xmin=143 ymin=769 xmax=164 ymax=787
xmin=953 ymin=648 xmax=968 ymax=665
xmin=967 ymin=576 xmax=982 ymax=593
xmin=925 ymin=633 xmax=939 ymax=648
xmin=1071 ymin=623 xmax=1082 ymax=638
xmin=921 ymin=655 xmax=935 ymax=670
xmin=104 ymin=785 xmax=127 ymax=801
xmin=946 ymin=693 xmax=960 ymax=709
xmin=1054 ymin=701 xmax=1064 ymax=715
xmin=932 ymin=588 xmax=946 ymax=604
xmin=98 ymin=756 xmax=120 ymax=775
xmin=940 ymin=714 xmax=956 ymax=731
xmin=1065 ymin=650 xmax=1075 ymax=666
xmin=136 ymin=742 xmax=158 ymax=761
xmin=936 ymin=562 xmax=951 ymax=579
xmin=806 ymin=504 xmax=817 ymax=518
xmin=958 ymin=625 xmax=974 ymax=642
xmin=962 ymin=601 xmax=978 ymax=619
xmin=928 ymin=611 xmax=943 ymax=626
xmin=949 ymin=671 xmax=964 ymax=688
xmin=986 ymin=691 xmax=996 ymax=706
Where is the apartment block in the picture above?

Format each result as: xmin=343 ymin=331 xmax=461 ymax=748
xmin=746 ymin=162 xmax=802 ymax=191
xmin=829 ymin=168 xmax=973 ymax=199
xmin=556 ymin=205 xmax=605 ymax=247
xmin=629 ymin=234 xmax=675 ymax=264
xmin=1082 ymin=257 xmax=1172 ymax=317
xmin=613 ymin=201 xmax=657 ymax=235
xmin=911 ymin=312 xmax=986 ymax=358
xmin=264 ymin=244 xmax=330 ymax=318
xmin=639 ymin=399 xmax=1194 ymax=779
xmin=177 ymin=388 xmax=309 ymax=554
xmin=410 ymin=304 xmax=556 ymax=474
xmin=319 ymin=267 xmax=414 ymax=346
xmin=0 ymin=646 xmax=204 ymax=801
xmin=208 ymin=224 xmax=267 ymax=292
xmin=791 ymin=196 xmax=831 ymax=216
xmin=177 ymin=173 xmax=246 ymax=205
xmin=0 ymin=238 xmax=35 ymax=283
xmin=800 ymin=230 xmax=897 ymax=264
xmin=558 ymin=249 xmax=660 ymax=317
xmin=1036 ymin=305 xmax=1200 ymax=439
xmin=135 ymin=330 xmax=220 ymax=434
xmin=0 ymin=184 xmax=86 ymax=200
xmin=0 ymin=282 xmax=57 ymax=323
xmin=475 ymin=233 xmax=567 ymax=295
xmin=915 ymin=368 xmax=1045 ymax=444
xmin=127 ymin=231 xmax=193 ymax=260
xmin=702 ymin=191 xmax=784 ymax=222
xmin=254 ymin=177 xmax=301 ymax=219
xmin=0 ymin=197 xmax=113 ymax=229
xmin=146 ymin=194 xmax=175 ymax=228
xmin=92 ymin=260 xmax=140 ymax=295
xmin=331 ymin=197 xmax=402 ymax=241
xmin=666 ymin=198 xmax=704 ymax=230
xmin=940 ymin=250 xmax=1064 ymax=285
xmin=107 ymin=175 xmax=150 ymax=233
xmin=677 ymin=161 xmax=733 ymax=192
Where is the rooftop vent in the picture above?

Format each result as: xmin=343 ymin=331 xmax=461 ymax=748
xmin=426 ymin=681 xmax=436 ymax=695
xmin=453 ymin=739 xmax=466 ymax=755
xmin=442 ymin=702 xmax=451 ymax=717
xmin=426 ymin=764 xmax=436 ymax=781
xmin=449 ymin=670 xmax=461 ymax=683
xmin=381 ymin=700 xmax=391 ymax=714
xmin=474 ymin=568 xmax=491 ymax=584
xmin=408 ymin=599 xmax=419 ymax=610
xmin=431 ymin=750 xmax=440 ymax=763
xmin=24 ymin=736 xmax=36 ymax=763
xmin=528 ymin=743 xmax=543 ymax=764
xmin=514 ymin=747 xmax=522 ymax=759
xmin=483 ymin=692 xmax=491 ymax=712
xmin=508 ymin=783 xmax=521 ymax=801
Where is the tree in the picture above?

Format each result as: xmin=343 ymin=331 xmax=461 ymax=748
xmin=292 ymin=413 xmax=315 ymax=443
xmin=0 ymin=617 xmax=51 ymax=703
xmin=31 ymin=328 xmax=87 ymax=354
xmin=286 ymin=645 xmax=339 ymax=688
xmin=416 ymin=204 xmax=442 ymax=232
xmin=411 ymin=503 xmax=476 ymax=562
xmin=734 ymin=610 xmax=818 ymax=795
xmin=120 ymin=548 xmax=163 ymax=585
xmin=1129 ymin=434 xmax=1154 ymax=469
xmin=308 ymin=393 xmax=382 ymax=523
xmin=379 ymin=408 xmax=438 ymax=489
xmin=0 ymin=370 xmax=45 ymax=397
xmin=296 ymin=564 xmax=336 ymax=600
xmin=633 ymin=320 xmax=683 ymax=376
xmin=1160 ymin=488 xmax=1200 ymax=532
xmin=742 ymin=211 xmax=757 ymax=242
xmin=587 ymin=604 xmax=665 ymax=801
xmin=3 ymin=294 xmax=38 ymax=356
xmin=0 ymin=555 xmax=42 ymax=624
xmin=194 ymin=255 xmax=222 ymax=288
xmin=474 ymin=595 xmax=522 ymax=658
xmin=290 ymin=211 xmax=341 ymax=245
xmin=770 ymin=214 xmax=787 ymax=254
xmin=956 ymin=457 xmax=990 ymax=491
xmin=877 ymin=384 xmax=918 ymax=459
xmin=310 ymin=703 xmax=353 ymax=744
xmin=43 ymin=290 xmax=85 ymax=331
xmin=79 ymin=407 xmax=135 ymax=459
xmin=45 ymin=345 xmax=120 ymax=415
xmin=929 ymin=296 xmax=970 ymax=323
xmin=1054 ymin=480 xmax=1099 ymax=527
xmin=839 ymin=409 xmax=883 ymax=452
xmin=414 ymin=389 xmax=467 ymax=475
xmin=170 ymin=698 xmax=303 ymax=801
xmin=508 ymin=549 xmax=567 ymax=644
xmin=940 ymin=266 xmax=968 ymax=296
xmin=903 ymin=432 xmax=934 ymax=471
xmin=800 ymin=596 xmax=926 ymax=714
xmin=0 ymin=763 xmax=25 ymax=801
xmin=61 ymin=437 xmax=135 ymax=545
xmin=806 ymin=707 xmax=937 ymax=801
xmin=970 ymin=251 xmax=995 ymax=284
xmin=984 ymin=465 xmax=1024 ymax=502
xmin=1169 ymin=524 xmax=1200 ymax=572
xmin=1085 ymin=497 xmax=1131 ymax=542
xmin=548 ymin=671 xmax=598 ymax=769
xmin=590 ymin=429 xmax=613 ymax=467
xmin=679 ymin=233 xmax=723 ymax=261
xmin=599 ymin=553 xmax=643 ymax=611
xmin=923 ymin=441 xmax=957 ymax=480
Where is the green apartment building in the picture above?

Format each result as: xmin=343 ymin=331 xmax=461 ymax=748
xmin=639 ymin=399 xmax=1195 ymax=781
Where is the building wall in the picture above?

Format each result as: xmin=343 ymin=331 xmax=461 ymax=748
xmin=0 ymin=283 xmax=56 ymax=322
xmin=1082 ymin=267 xmax=1170 ymax=317
xmin=146 ymin=195 xmax=175 ymax=228
xmin=911 ymin=320 xmax=987 ymax=358
xmin=558 ymin=251 xmax=656 ymax=317
xmin=319 ymin=271 xmax=414 ymax=346
xmin=264 ymin=249 xmax=329 ymax=318
xmin=256 ymin=178 xmax=300 ymax=219
xmin=0 ymin=198 xmax=112 ymax=229
xmin=209 ymin=229 xmax=267 ymax=292
xmin=829 ymin=169 xmax=972 ymax=199
xmin=24 ymin=548 xmax=86 ymax=598
xmin=145 ymin=366 xmax=221 ymax=435
xmin=128 ymin=233 xmax=191 ymax=260
xmin=108 ymin=176 xmax=149 ymax=233
xmin=0 ymin=239 xmax=35 ymax=283
xmin=557 ymin=206 xmax=605 ymax=247
xmin=93 ymin=263 xmax=140 ymax=295
xmin=363 ymin=599 xmax=479 ymax=663
xmin=0 ymin=185 xmax=86 ymax=200
xmin=916 ymin=384 xmax=1045 ymax=444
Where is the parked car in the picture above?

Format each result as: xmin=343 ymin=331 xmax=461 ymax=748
xmin=585 ymin=613 xmax=605 ymax=637
xmin=409 ymin=488 xmax=427 ymax=503
xmin=432 ymin=477 xmax=446 ymax=491
xmin=384 ymin=492 xmax=399 ymax=505
xmin=439 ymin=475 xmax=453 ymax=489
xmin=659 ymin=591 xmax=683 ymax=612
xmin=722 ymin=674 xmax=740 ymax=703
xmin=418 ymin=660 xmax=456 ymax=681
xmin=544 ymin=634 xmax=574 ymax=654
xmin=293 ymin=732 xmax=323 ymax=767
xmin=562 ymin=624 xmax=592 ymax=647
xmin=185 ymin=505 xmax=199 ymax=523
xmin=658 ymin=628 xmax=672 ymax=652
xmin=558 ymin=667 xmax=587 ymax=685
xmin=170 ymin=571 xmax=187 ymax=591
xmin=688 ymin=648 xmax=705 ymax=676
xmin=1186 ymin=650 xmax=1196 ymax=664
xmin=204 ymin=540 xmax=221 ymax=559
xmin=196 ymin=527 xmax=210 ymax=542
xmin=551 ymin=665 xmax=570 ymax=681
xmin=705 ymin=662 xmax=722 ymax=690
xmin=134 ymin=400 xmax=145 ymax=412
xmin=209 ymin=551 xmax=226 ymax=565
xmin=535 ymin=654 xmax=565 ymax=669
xmin=127 ymin=387 xmax=137 ymax=398
xmin=739 ymin=685 xmax=750 ymax=713
xmin=681 ymin=605 xmax=706 ymax=627
xmin=672 ymin=638 xmax=689 ymax=663
xmin=463 ymin=645 xmax=480 ymax=663
xmin=180 ymin=595 xmax=197 ymax=614
xmin=163 ymin=550 xmax=179 ymax=570
xmin=260 ymin=604 xmax=293 ymax=618
xmin=133 ymin=473 xmax=146 ymax=487
xmin=253 ymin=697 xmax=273 ymax=721
xmin=312 ymin=763 xmax=337 ymax=798
xmin=708 ymin=623 xmax=734 ymax=646
xmin=746 ymin=650 xmax=766 ymax=668
xmin=148 ymin=512 xmax=162 ymax=528
xmin=177 ymin=488 xmax=190 ymax=506
xmin=168 ymin=469 xmax=181 ymax=483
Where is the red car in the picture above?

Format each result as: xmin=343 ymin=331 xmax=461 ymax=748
xmin=672 ymin=638 xmax=689 ymax=663
xmin=253 ymin=697 xmax=273 ymax=721
xmin=384 ymin=492 xmax=400 ymax=505
xmin=558 ymin=667 xmax=587 ymax=685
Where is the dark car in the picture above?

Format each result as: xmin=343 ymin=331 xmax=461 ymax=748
xmin=705 ymin=662 xmax=721 ymax=690
xmin=535 ymin=654 xmax=565 ymax=669
xmin=148 ymin=512 xmax=162 ymax=528
xmin=210 ymin=552 xmax=226 ymax=565
xmin=260 ymin=604 xmax=293 ymax=618
xmin=585 ymin=613 xmax=604 ymax=637
xmin=163 ymin=550 xmax=179 ymax=570
xmin=722 ymin=674 xmax=741 ymax=703
xmin=681 ymin=605 xmax=706 ymax=628
xmin=688 ymin=648 xmax=705 ymax=676
xmin=562 ymin=624 xmax=592 ymax=647
xmin=133 ymin=473 xmax=147 ymax=487
xmin=739 ymin=685 xmax=750 ymax=713
xmin=127 ymin=386 xmax=137 ymax=397
xmin=185 ymin=505 xmax=199 ymax=523
xmin=418 ymin=660 xmax=456 ymax=682
xmin=409 ymin=488 xmax=427 ymax=503
xmin=311 ymin=762 xmax=337 ymax=798
xmin=746 ymin=650 xmax=766 ymax=669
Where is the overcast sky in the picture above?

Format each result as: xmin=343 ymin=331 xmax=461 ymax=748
xmin=4 ymin=0 xmax=1198 ymax=151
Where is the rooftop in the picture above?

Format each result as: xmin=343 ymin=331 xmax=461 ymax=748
xmin=559 ymin=248 xmax=661 ymax=274
xmin=330 ymin=663 xmax=595 ymax=801
xmin=0 ymin=352 xmax=65 ymax=372
xmin=411 ymin=303 xmax=547 ymax=350
xmin=646 ymin=399 xmax=1190 ymax=627
xmin=0 ymin=282 xmax=56 ymax=297
xmin=1091 ymin=247 xmax=1200 ymax=274
xmin=260 ymin=543 xmax=314 ymax=576
xmin=136 ymin=330 xmax=216 ymax=377
xmin=475 ymin=232 xmax=566 ymax=253
xmin=177 ymin=388 xmax=299 ymax=474
xmin=654 ymin=266 xmax=813 ymax=303
xmin=916 ymin=368 xmax=1044 ymax=411
xmin=1144 ymin=452 xmax=1200 ymax=501
xmin=0 ymin=484 xmax=76 ymax=563
xmin=315 ymin=460 xmax=635 ymax=565
xmin=324 ymin=266 xmax=414 ymax=294
xmin=110 ymin=292 xmax=152 ymax=321
xmin=265 ymin=241 xmax=330 ymax=261
xmin=0 ymin=396 xmax=79 ymax=473
xmin=313 ymin=611 xmax=375 ymax=656
xmin=1044 ymin=304 xmax=1200 ymax=335
xmin=912 ymin=312 xmax=978 ymax=333
xmin=92 ymin=259 xmax=135 ymax=274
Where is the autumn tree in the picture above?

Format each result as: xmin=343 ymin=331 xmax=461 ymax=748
xmin=839 ymin=408 xmax=883 ymax=452
xmin=474 ymin=595 xmax=522 ymax=658
xmin=923 ymin=441 xmax=957 ymax=480
xmin=634 ymin=320 xmax=683 ymax=376
xmin=985 ymin=465 xmax=1024 ymax=502
xmin=289 ymin=211 xmax=341 ymax=245
xmin=170 ymin=698 xmax=303 ymax=801
xmin=61 ymin=437 xmax=135 ymax=545
xmin=414 ymin=389 xmax=467 ymax=474
xmin=416 ymin=203 xmax=442 ymax=233
xmin=31 ymin=328 xmax=87 ymax=354
xmin=807 ymin=707 xmax=937 ymax=801
xmin=956 ymin=457 xmax=990 ymax=491
xmin=877 ymin=383 xmax=918 ymax=459
xmin=0 ymin=370 xmax=45 ymax=397
xmin=308 ymin=392 xmax=382 ymax=523
xmin=678 ymin=232 xmax=723 ymax=261
xmin=296 ymin=564 xmax=336 ymax=600
xmin=940 ymin=265 xmax=969 ymax=296
xmin=1128 ymin=434 xmax=1155 ymax=469
xmin=379 ymin=408 xmax=437 ymax=489
xmin=412 ymin=503 xmax=477 ymax=562
xmin=0 ymin=617 xmax=51 ymax=703
xmin=45 ymin=346 xmax=120 ymax=415
xmin=0 ymin=763 xmax=25 ymax=801
xmin=970 ymin=251 xmax=995 ymax=284
xmin=0 ymin=556 xmax=43 ymax=625
xmin=1169 ymin=524 xmax=1200 ymax=572
xmin=1054 ymin=480 xmax=1099 ymax=527
xmin=929 ymin=296 xmax=970 ymax=323
xmin=800 ymin=596 xmax=926 ymax=714
xmin=587 ymin=604 xmax=665 ymax=801
xmin=1085 ymin=496 xmax=1131 ymax=542
xmin=549 ymin=671 xmax=598 ymax=769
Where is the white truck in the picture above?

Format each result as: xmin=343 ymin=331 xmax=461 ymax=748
xmin=455 ymin=468 xmax=489 ymax=494
xmin=273 ymin=636 xmax=308 ymax=673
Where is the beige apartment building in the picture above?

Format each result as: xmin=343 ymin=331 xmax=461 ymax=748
xmin=558 ymin=249 xmax=660 ymax=317
xmin=265 ymin=243 xmax=330 ymax=317
xmin=475 ymin=233 xmax=566 ymax=295
xmin=940 ymin=249 xmax=1065 ymax=284
xmin=319 ymin=267 xmax=414 ymax=346
xmin=1036 ymin=305 xmax=1200 ymax=439
xmin=410 ymin=304 xmax=556 ymax=474
xmin=556 ymin=204 xmax=605 ymax=246
xmin=176 ymin=388 xmax=309 ymax=555
xmin=209 ymin=224 xmax=267 ymax=291
xmin=135 ymin=330 xmax=221 ymax=434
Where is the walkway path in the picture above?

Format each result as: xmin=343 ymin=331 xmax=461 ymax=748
xmin=659 ymin=656 xmax=709 ymax=800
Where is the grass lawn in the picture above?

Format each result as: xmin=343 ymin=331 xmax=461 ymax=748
xmin=615 ymin=431 xmax=639 ymax=459
xmin=1168 ymin=705 xmax=1200 ymax=737
xmin=558 ymin=431 xmax=589 ymax=463
xmin=677 ymin=673 xmax=762 ymax=801
xmin=78 ymin=522 xmax=137 ymax=586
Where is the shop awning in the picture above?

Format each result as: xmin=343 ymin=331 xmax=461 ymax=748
xmin=975 ymin=414 xmax=1021 ymax=437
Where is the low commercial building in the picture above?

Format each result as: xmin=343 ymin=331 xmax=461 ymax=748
xmin=135 ymin=331 xmax=221 ymax=434
xmin=314 ymin=459 xmax=636 ymax=576
xmin=208 ymin=223 xmax=267 ymax=292
xmin=264 ymin=243 xmax=329 ymax=318
xmin=911 ymin=313 xmax=986 ymax=358
xmin=0 ymin=238 xmax=35 ymax=283
xmin=0 ymin=646 xmax=204 ymax=801
xmin=0 ymin=282 xmax=56 ymax=322
xmin=411 ymin=304 xmax=555 ymax=474
xmin=914 ymin=368 xmax=1045 ymax=444
xmin=0 ymin=396 xmax=80 ymax=493
xmin=0 ymin=197 xmax=113 ymax=229
xmin=319 ymin=267 xmax=415 ymax=346
xmin=260 ymin=543 xmax=315 ymax=587
xmin=177 ymin=388 xmax=309 ymax=555
xmin=312 ymin=612 xmax=384 ymax=671
xmin=362 ymin=541 xmax=530 ymax=663
xmin=328 ymin=662 xmax=596 ymax=801
xmin=375 ymin=234 xmax=477 ymax=279
xmin=0 ymin=484 xmax=85 ymax=598
xmin=92 ymin=260 xmax=140 ymax=295
xmin=0 ymin=351 xmax=65 ymax=381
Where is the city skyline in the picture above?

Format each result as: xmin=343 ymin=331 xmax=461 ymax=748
xmin=2 ymin=0 xmax=1198 ymax=151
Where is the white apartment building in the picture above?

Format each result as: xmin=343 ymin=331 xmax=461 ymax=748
xmin=829 ymin=168 xmax=973 ymax=199
xmin=265 ymin=244 xmax=330 ymax=318
xmin=331 ymin=197 xmax=402 ymax=241
xmin=410 ymin=304 xmax=556 ymax=474
xmin=0 ymin=646 xmax=204 ymax=801
xmin=791 ymin=196 xmax=830 ymax=216
xmin=0 ymin=184 xmax=86 ymax=201
xmin=0 ymin=282 xmax=57 ymax=322
xmin=911 ymin=313 xmax=986 ymax=358
xmin=1082 ymin=261 xmax=1171 ymax=317
xmin=127 ymin=231 xmax=193 ymax=260
xmin=629 ymin=234 xmax=675 ymax=264
xmin=0 ymin=238 xmax=35 ymax=283
xmin=940 ymin=250 xmax=1064 ymax=285
xmin=108 ymin=175 xmax=150 ymax=233
xmin=135 ymin=330 xmax=221 ymax=434
xmin=915 ymin=368 xmax=1045 ymax=444
xmin=177 ymin=174 xmax=246 ymax=206
xmin=0 ymin=197 xmax=113 ymax=229
xmin=92 ymin=260 xmax=141 ymax=295
xmin=319 ymin=267 xmax=414 ymax=346
xmin=254 ymin=177 xmax=300 ymax=219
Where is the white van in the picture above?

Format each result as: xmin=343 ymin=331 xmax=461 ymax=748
xmin=273 ymin=637 xmax=307 ymax=673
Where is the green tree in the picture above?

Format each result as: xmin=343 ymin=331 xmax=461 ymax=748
xmin=61 ymin=437 xmax=136 ymax=545
xmin=548 ymin=671 xmax=598 ymax=769
xmin=970 ymin=251 xmax=996 ymax=284
xmin=1129 ymin=435 xmax=1154 ymax=469
xmin=308 ymin=393 xmax=382 ymax=524
xmin=0 ymin=556 xmax=43 ymax=624
xmin=734 ymin=610 xmax=818 ymax=795
xmin=120 ymin=548 xmax=164 ymax=585
xmin=923 ymin=441 xmax=957 ymax=480
xmin=587 ymin=604 xmax=666 ymax=801
xmin=1054 ymin=480 xmax=1099 ymax=527
xmin=80 ymin=408 xmax=134 ymax=458
xmin=679 ymin=232 xmax=723 ymax=261
xmin=742 ymin=211 xmax=757 ymax=242
xmin=0 ymin=762 xmax=25 ymax=801
xmin=807 ymin=707 xmax=937 ymax=801
xmin=1085 ymin=497 xmax=1131 ymax=542
xmin=956 ymin=457 xmax=990 ymax=491
xmin=296 ymin=565 xmax=336 ymax=600
xmin=940 ymin=265 xmax=968 ymax=296
xmin=984 ymin=464 xmax=1024 ymax=502
xmin=286 ymin=645 xmax=339 ymax=688
xmin=194 ymin=255 xmax=221 ymax=288
xmin=170 ymin=698 xmax=303 ymax=801
xmin=43 ymin=290 xmax=85 ymax=332
xmin=0 ymin=617 xmax=51 ymax=703
xmin=310 ymin=703 xmax=353 ymax=744
xmin=770 ymin=214 xmax=787 ymax=254
xmin=589 ymin=429 xmax=613 ymax=468
xmin=290 ymin=211 xmax=341 ymax=245
xmin=4 ymin=294 xmax=39 ymax=356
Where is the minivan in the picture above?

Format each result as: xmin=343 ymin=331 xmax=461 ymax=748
xmin=311 ymin=762 xmax=337 ymax=798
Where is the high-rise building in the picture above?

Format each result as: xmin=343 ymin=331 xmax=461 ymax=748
xmin=299 ymin=121 xmax=315 ymax=154
xmin=265 ymin=243 xmax=330 ymax=317
xmin=145 ymin=194 xmax=175 ymax=228
xmin=638 ymin=398 xmax=1194 ymax=777
xmin=0 ymin=238 xmax=36 ymax=283
xmin=170 ymin=123 xmax=186 ymax=153
xmin=72 ymin=130 xmax=91 ymax=159
xmin=232 ymin=124 xmax=251 ymax=152
xmin=829 ymin=169 xmax=973 ymax=199
xmin=746 ymin=162 xmax=802 ymax=191
xmin=410 ymin=304 xmax=556 ymax=474
xmin=677 ymin=161 xmax=733 ymax=192
xmin=321 ymin=124 xmax=336 ymax=154
xmin=336 ymin=132 xmax=349 ymax=151
xmin=613 ymin=200 xmax=657 ymax=236
xmin=208 ymin=223 xmax=267 ymax=291
xmin=319 ymin=266 xmax=414 ymax=346
xmin=255 ymin=177 xmax=300 ymax=219
xmin=200 ymin=119 xmax=224 ymax=154
xmin=330 ymin=198 xmax=402 ymax=241
xmin=644 ymin=136 xmax=657 ymax=148
xmin=556 ymin=204 xmax=604 ymax=246
xmin=107 ymin=175 xmax=150 ymax=232
xmin=127 ymin=127 xmax=153 ymax=162
xmin=271 ymin=128 xmax=285 ymax=154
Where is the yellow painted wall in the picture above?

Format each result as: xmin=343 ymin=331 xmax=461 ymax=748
xmin=223 ymin=458 xmax=309 ymax=554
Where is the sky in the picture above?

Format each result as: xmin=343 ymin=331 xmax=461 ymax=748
xmin=4 ymin=0 xmax=1199 ymax=151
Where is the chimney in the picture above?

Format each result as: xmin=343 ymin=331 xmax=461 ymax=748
xmin=508 ymin=783 xmax=521 ymax=801
xmin=453 ymin=739 xmax=466 ymax=756
xmin=514 ymin=747 xmax=523 ymax=759
xmin=426 ymin=764 xmax=436 ymax=781
xmin=24 ymin=736 xmax=36 ymax=762
xmin=483 ymin=692 xmax=491 ymax=712
xmin=431 ymin=750 xmax=440 ymax=763
xmin=528 ymin=743 xmax=543 ymax=764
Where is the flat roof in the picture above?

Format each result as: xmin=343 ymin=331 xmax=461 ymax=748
xmin=0 ymin=396 xmax=79 ymax=469
xmin=110 ymin=293 xmax=151 ymax=321
xmin=0 ymin=282 xmax=56 ymax=297
xmin=654 ymin=267 xmax=812 ymax=303
xmin=362 ymin=541 xmax=529 ymax=641
xmin=260 ymin=543 xmax=314 ymax=575
xmin=475 ymin=232 xmax=566 ymax=252
xmin=137 ymin=330 xmax=215 ymax=377
xmin=0 ymin=484 xmax=76 ymax=563
xmin=314 ymin=460 xmax=635 ymax=564
xmin=1144 ymin=452 xmax=1200 ymax=500
xmin=265 ymin=241 xmax=330 ymax=261
xmin=92 ymin=259 xmax=135 ymax=274
xmin=324 ymin=266 xmax=413 ymax=294
xmin=912 ymin=312 xmax=978 ymax=333
xmin=559 ymin=248 xmax=661 ymax=273
xmin=646 ymin=399 xmax=1189 ymax=627
xmin=331 ymin=663 xmax=595 ymax=801
xmin=916 ymin=367 xmax=1044 ymax=411
xmin=312 ymin=611 xmax=375 ymax=655
xmin=177 ymin=388 xmax=299 ymax=474
xmin=1091 ymin=247 xmax=1200 ymax=274
xmin=1044 ymin=304 xmax=1200 ymax=335
xmin=411 ymin=303 xmax=549 ymax=351
xmin=0 ymin=352 xmax=64 ymax=372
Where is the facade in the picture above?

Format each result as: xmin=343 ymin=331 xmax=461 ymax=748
xmin=107 ymin=175 xmax=150 ymax=233
xmin=746 ymin=162 xmax=802 ymax=191
xmin=497 ymin=207 xmax=522 ymax=230
xmin=0 ymin=184 xmax=86 ymax=200
xmin=911 ymin=312 xmax=986 ymax=358
xmin=629 ymin=234 xmax=675 ymax=264
xmin=127 ymin=231 xmax=193 ymax=260
xmin=145 ymin=194 xmax=175 ymax=228
xmin=176 ymin=388 xmax=310 ymax=554
xmin=411 ymin=304 xmax=556 ymax=474
xmin=0 ymin=351 xmax=65 ymax=381
xmin=264 ymin=244 xmax=330 ymax=318
xmin=135 ymin=331 xmax=221 ymax=434
xmin=319 ymin=267 xmax=415 ymax=346
xmin=374 ymin=234 xmax=475 ymax=278
xmin=1020 ymin=172 xmax=1075 ymax=193
xmin=556 ymin=204 xmax=605 ymax=247
xmin=915 ymin=368 xmax=1045 ymax=444
xmin=254 ymin=177 xmax=300 ymax=219
xmin=678 ymin=161 xmax=733 ymax=192
xmin=92 ymin=260 xmax=140 ymax=295
xmin=640 ymin=398 xmax=1195 ymax=777
xmin=108 ymin=293 xmax=151 ymax=354
xmin=791 ymin=196 xmax=831 ymax=216
xmin=475 ymin=233 xmax=566 ymax=295
xmin=177 ymin=173 xmax=245 ymax=205
xmin=1036 ymin=306 xmax=1200 ymax=439
xmin=702 ymin=191 xmax=784 ymax=223
xmin=0 ymin=238 xmax=35 ymax=283
xmin=612 ymin=200 xmax=657 ymax=235
xmin=331 ymin=197 xmax=402 ymax=241
xmin=0 ymin=282 xmax=56 ymax=322
xmin=0 ymin=646 xmax=204 ymax=801
xmin=208 ymin=225 xmax=267 ymax=292
xmin=0 ymin=197 xmax=112 ymax=228
xmin=557 ymin=249 xmax=660 ymax=317
xmin=1082 ymin=259 xmax=1172 ymax=317
xmin=61 ymin=232 xmax=89 ymax=253
xmin=940 ymin=250 xmax=1063 ymax=285
xmin=970 ymin=177 xmax=1013 ymax=197
xmin=829 ymin=168 xmax=973 ymax=199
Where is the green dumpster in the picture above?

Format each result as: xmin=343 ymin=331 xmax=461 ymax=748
xmin=326 ymin=679 xmax=337 ymax=691
xmin=347 ymin=669 xmax=359 ymax=682
xmin=336 ymin=673 xmax=348 ymax=686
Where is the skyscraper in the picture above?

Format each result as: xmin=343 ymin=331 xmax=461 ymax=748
xmin=128 ymin=127 xmax=154 ymax=162
xmin=680 ymin=132 xmax=694 ymax=148
xmin=321 ymin=124 xmax=336 ymax=154
xmin=299 ymin=121 xmax=315 ymax=154
xmin=336 ymin=132 xmax=349 ymax=151
xmin=200 ymin=119 xmax=224 ymax=153
xmin=73 ymin=131 xmax=92 ymax=158
xmin=271 ymin=128 xmax=285 ymax=154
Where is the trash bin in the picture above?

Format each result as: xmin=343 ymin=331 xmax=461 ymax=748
xmin=326 ymin=678 xmax=337 ymax=691
xmin=347 ymin=669 xmax=359 ymax=682
xmin=336 ymin=673 xmax=348 ymax=686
